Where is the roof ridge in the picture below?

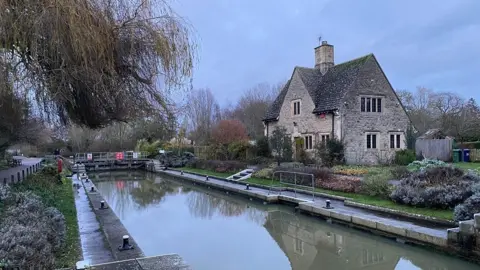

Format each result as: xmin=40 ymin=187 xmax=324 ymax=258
xmin=334 ymin=53 xmax=374 ymax=67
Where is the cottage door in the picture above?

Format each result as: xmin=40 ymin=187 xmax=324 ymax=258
xmin=294 ymin=137 xmax=304 ymax=161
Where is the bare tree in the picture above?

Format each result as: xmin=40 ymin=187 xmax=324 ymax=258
xmin=185 ymin=88 xmax=221 ymax=144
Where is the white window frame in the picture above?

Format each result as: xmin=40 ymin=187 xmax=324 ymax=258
xmin=320 ymin=133 xmax=330 ymax=145
xmin=360 ymin=96 xmax=382 ymax=113
xmin=365 ymin=132 xmax=379 ymax=149
xmin=292 ymin=99 xmax=301 ymax=116
xmin=304 ymin=135 xmax=313 ymax=150
xmin=389 ymin=133 xmax=403 ymax=149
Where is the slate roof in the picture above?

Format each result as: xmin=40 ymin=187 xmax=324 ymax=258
xmin=263 ymin=54 xmax=373 ymax=121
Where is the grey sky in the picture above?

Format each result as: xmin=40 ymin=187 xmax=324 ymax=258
xmin=171 ymin=0 xmax=480 ymax=106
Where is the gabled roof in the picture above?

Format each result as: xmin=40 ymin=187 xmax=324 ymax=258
xmin=264 ymin=54 xmax=374 ymax=121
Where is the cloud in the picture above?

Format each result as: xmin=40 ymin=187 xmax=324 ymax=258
xmin=171 ymin=0 xmax=480 ymax=105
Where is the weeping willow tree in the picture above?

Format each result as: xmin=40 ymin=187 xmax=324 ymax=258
xmin=0 ymin=0 xmax=195 ymax=128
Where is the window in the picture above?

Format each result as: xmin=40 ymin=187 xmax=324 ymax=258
xmin=292 ymin=100 xmax=301 ymax=115
xmin=361 ymin=97 xmax=382 ymax=112
xmin=305 ymin=135 xmax=313 ymax=150
xmin=321 ymin=134 xmax=330 ymax=144
xmin=390 ymin=134 xmax=402 ymax=149
xmin=366 ymin=133 xmax=377 ymax=149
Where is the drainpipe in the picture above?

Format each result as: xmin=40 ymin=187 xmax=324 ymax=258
xmin=331 ymin=111 xmax=335 ymax=138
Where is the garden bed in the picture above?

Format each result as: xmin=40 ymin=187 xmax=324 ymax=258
xmin=0 ymin=168 xmax=80 ymax=268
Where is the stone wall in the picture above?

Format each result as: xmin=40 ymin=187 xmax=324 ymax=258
xmin=341 ymin=57 xmax=410 ymax=164
xmin=267 ymin=69 xmax=341 ymax=155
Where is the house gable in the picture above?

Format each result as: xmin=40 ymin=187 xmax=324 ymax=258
xmin=341 ymin=55 xmax=411 ymax=164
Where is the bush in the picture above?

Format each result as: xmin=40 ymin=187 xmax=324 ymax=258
xmin=314 ymin=138 xmax=345 ymax=167
xmin=390 ymin=166 xmax=478 ymax=209
xmin=333 ymin=167 xmax=369 ymax=176
xmin=227 ymin=141 xmax=250 ymax=160
xmin=187 ymin=159 xmax=246 ymax=173
xmin=256 ymin=136 xmax=270 ymax=157
xmin=454 ymin=193 xmax=480 ymax=221
xmin=252 ymin=168 xmax=273 ymax=179
xmin=246 ymin=156 xmax=273 ymax=166
xmin=0 ymin=185 xmax=66 ymax=269
xmin=407 ymin=159 xmax=448 ymax=172
xmin=317 ymin=175 xmax=362 ymax=193
xmin=394 ymin=149 xmax=416 ymax=165
xmin=361 ymin=174 xmax=393 ymax=198
xmin=390 ymin=166 xmax=411 ymax=179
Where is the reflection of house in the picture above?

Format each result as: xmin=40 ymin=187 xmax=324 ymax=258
xmin=263 ymin=210 xmax=400 ymax=270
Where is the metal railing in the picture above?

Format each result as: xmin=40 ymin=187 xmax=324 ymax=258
xmin=74 ymin=151 xmax=149 ymax=162
xmin=269 ymin=171 xmax=315 ymax=201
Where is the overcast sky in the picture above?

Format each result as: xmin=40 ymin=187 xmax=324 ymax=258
xmin=171 ymin=0 xmax=480 ymax=106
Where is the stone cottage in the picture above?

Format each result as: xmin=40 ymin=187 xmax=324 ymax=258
xmin=263 ymin=41 xmax=410 ymax=164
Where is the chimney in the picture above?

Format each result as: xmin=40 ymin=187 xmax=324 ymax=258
xmin=315 ymin=41 xmax=334 ymax=74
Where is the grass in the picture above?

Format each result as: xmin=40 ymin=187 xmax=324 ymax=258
xmin=7 ymin=168 xmax=80 ymax=268
xmin=179 ymin=167 xmax=233 ymax=178
xmin=246 ymin=177 xmax=453 ymax=220
xmin=453 ymin=162 xmax=480 ymax=171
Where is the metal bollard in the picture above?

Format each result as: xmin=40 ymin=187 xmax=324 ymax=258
xmin=90 ymin=186 xmax=95 ymax=192
xmin=245 ymin=184 xmax=250 ymax=190
xmin=85 ymin=178 xmax=89 ymax=182
xmin=118 ymin=235 xmax=134 ymax=251
xmin=325 ymin=200 xmax=332 ymax=209
xmin=206 ymin=175 xmax=209 ymax=181
xmin=181 ymin=171 xmax=184 ymax=175
xmin=100 ymin=200 xmax=106 ymax=209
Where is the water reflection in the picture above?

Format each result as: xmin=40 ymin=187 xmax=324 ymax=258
xmin=93 ymin=172 xmax=478 ymax=270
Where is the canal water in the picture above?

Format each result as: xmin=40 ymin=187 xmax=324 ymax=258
xmin=93 ymin=171 xmax=479 ymax=270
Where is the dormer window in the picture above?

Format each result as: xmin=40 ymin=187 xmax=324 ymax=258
xmin=361 ymin=97 xmax=382 ymax=112
xmin=292 ymin=100 xmax=301 ymax=116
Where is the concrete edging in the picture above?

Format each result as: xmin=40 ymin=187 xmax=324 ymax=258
xmin=170 ymin=168 xmax=455 ymax=227
xmin=344 ymin=200 xmax=457 ymax=227
xmin=79 ymin=178 xmax=145 ymax=261
xmin=158 ymin=170 xmax=452 ymax=249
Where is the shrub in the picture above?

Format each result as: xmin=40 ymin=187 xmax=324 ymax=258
xmin=256 ymin=136 xmax=270 ymax=157
xmin=227 ymin=140 xmax=250 ymax=160
xmin=394 ymin=149 xmax=416 ymax=165
xmin=407 ymin=159 xmax=448 ymax=172
xmin=279 ymin=162 xmax=304 ymax=168
xmin=361 ymin=175 xmax=393 ymax=198
xmin=454 ymin=193 xmax=480 ymax=221
xmin=390 ymin=166 xmax=411 ymax=179
xmin=334 ymin=167 xmax=369 ymax=176
xmin=135 ymin=139 xmax=161 ymax=158
xmin=252 ymin=168 xmax=273 ymax=179
xmin=270 ymin=127 xmax=293 ymax=165
xmin=390 ymin=166 xmax=478 ymax=209
xmin=246 ymin=156 xmax=273 ymax=166
xmin=314 ymin=138 xmax=345 ymax=167
xmin=317 ymin=175 xmax=362 ymax=193
xmin=187 ymin=159 xmax=246 ymax=173
xmin=0 ymin=186 xmax=66 ymax=269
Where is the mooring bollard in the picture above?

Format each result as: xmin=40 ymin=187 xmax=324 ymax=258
xmin=206 ymin=175 xmax=209 ymax=181
xmin=85 ymin=178 xmax=89 ymax=182
xmin=90 ymin=186 xmax=95 ymax=192
xmin=181 ymin=171 xmax=184 ymax=175
xmin=325 ymin=200 xmax=332 ymax=209
xmin=118 ymin=235 xmax=134 ymax=251
xmin=100 ymin=200 xmax=106 ymax=209
xmin=245 ymin=184 xmax=250 ymax=190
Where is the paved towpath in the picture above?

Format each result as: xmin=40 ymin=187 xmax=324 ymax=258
xmin=163 ymin=169 xmax=450 ymax=241
xmin=0 ymin=156 xmax=43 ymax=184
xmin=73 ymin=174 xmax=114 ymax=264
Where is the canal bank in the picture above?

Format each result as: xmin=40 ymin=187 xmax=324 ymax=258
xmin=74 ymin=171 xmax=191 ymax=269
xmin=152 ymin=168 xmax=479 ymax=264
xmin=91 ymin=171 xmax=480 ymax=270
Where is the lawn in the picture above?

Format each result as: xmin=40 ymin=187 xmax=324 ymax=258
xmin=179 ymin=166 xmax=453 ymax=221
xmin=7 ymin=169 xmax=80 ymax=268
xmin=179 ymin=167 xmax=233 ymax=178
xmin=453 ymin=162 xmax=480 ymax=171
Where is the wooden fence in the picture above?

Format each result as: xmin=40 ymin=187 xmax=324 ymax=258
xmin=415 ymin=139 xmax=453 ymax=161
xmin=470 ymin=149 xmax=480 ymax=162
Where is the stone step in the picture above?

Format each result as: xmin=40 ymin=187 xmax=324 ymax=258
xmin=233 ymin=175 xmax=242 ymax=180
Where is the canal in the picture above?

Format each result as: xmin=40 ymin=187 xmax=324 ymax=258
xmin=92 ymin=171 xmax=479 ymax=270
